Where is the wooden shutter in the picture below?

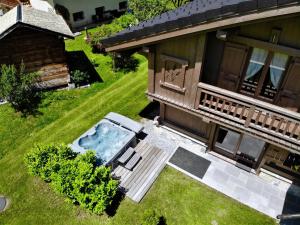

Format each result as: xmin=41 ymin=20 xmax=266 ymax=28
xmin=277 ymin=58 xmax=300 ymax=112
xmin=218 ymin=42 xmax=249 ymax=91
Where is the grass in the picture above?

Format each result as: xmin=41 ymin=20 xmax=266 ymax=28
xmin=0 ymin=30 xmax=276 ymax=225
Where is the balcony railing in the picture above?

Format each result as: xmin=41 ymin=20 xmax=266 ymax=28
xmin=195 ymin=82 xmax=300 ymax=152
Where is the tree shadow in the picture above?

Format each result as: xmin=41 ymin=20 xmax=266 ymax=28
xmin=159 ymin=216 xmax=167 ymax=225
xmin=66 ymin=51 xmax=103 ymax=85
xmin=105 ymin=189 xmax=126 ymax=217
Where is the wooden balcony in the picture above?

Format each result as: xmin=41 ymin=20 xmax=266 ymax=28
xmin=195 ymin=82 xmax=300 ymax=153
xmin=147 ymin=83 xmax=300 ymax=153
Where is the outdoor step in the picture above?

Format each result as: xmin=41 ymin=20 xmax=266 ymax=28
xmin=131 ymin=151 xmax=168 ymax=202
xmin=125 ymin=152 xmax=141 ymax=171
xmin=118 ymin=147 xmax=135 ymax=164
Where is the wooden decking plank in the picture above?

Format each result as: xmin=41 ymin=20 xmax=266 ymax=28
xmin=114 ymin=141 xmax=151 ymax=185
xmin=128 ymin=150 xmax=167 ymax=198
xmin=126 ymin=148 xmax=163 ymax=194
xmin=120 ymin=144 xmax=154 ymax=186
xmin=129 ymin=150 xmax=168 ymax=200
xmin=122 ymin=147 xmax=161 ymax=189
xmin=120 ymin=144 xmax=155 ymax=187
xmin=132 ymin=153 xmax=169 ymax=202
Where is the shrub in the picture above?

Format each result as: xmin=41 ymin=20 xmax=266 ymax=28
xmin=24 ymin=144 xmax=77 ymax=182
xmin=90 ymin=14 xmax=137 ymax=52
xmin=0 ymin=63 xmax=41 ymax=115
xmin=128 ymin=0 xmax=169 ymax=22
xmin=113 ymin=52 xmax=139 ymax=72
xmin=70 ymin=70 xmax=90 ymax=87
xmin=24 ymin=144 xmax=119 ymax=214
xmin=141 ymin=209 xmax=161 ymax=225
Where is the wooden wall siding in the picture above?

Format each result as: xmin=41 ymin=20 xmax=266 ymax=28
xmin=153 ymin=34 xmax=206 ymax=108
xmin=239 ymin=16 xmax=300 ymax=49
xmin=164 ymin=104 xmax=211 ymax=140
xmin=0 ymin=27 xmax=70 ymax=88
xmin=217 ymin=42 xmax=249 ymax=92
xmin=276 ymin=58 xmax=300 ymax=112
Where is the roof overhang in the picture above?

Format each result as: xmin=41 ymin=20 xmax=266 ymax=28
xmin=105 ymin=5 xmax=300 ymax=52
xmin=0 ymin=22 xmax=74 ymax=40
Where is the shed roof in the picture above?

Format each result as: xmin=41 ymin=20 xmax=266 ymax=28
xmin=0 ymin=4 xmax=74 ymax=40
xmin=102 ymin=0 xmax=300 ymax=50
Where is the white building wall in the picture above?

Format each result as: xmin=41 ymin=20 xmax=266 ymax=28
xmin=52 ymin=0 xmax=127 ymax=28
xmin=30 ymin=0 xmax=55 ymax=13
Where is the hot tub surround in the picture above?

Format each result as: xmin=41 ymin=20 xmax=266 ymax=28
xmin=71 ymin=113 xmax=142 ymax=165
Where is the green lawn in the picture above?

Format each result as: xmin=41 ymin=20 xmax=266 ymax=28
xmin=0 ymin=32 xmax=276 ymax=225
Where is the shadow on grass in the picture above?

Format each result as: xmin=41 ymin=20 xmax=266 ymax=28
xmin=158 ymin=216 xmax=167 ymax=225
xmin=66 ymin=51 xmax=103 ymax=85
xmin=105 ymin=190 xmax=126 ymax=217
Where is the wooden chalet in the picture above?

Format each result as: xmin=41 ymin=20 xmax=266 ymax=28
xmin=103 ymin=0 xmax=300 ymax=182
xmin=0 ymin=4 xmax=74 ymax=88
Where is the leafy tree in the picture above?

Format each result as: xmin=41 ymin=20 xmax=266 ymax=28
xmin=128 ymin=0 xmax=169 ymax=21
xmin=170 ymin=0 xmax=190 ymax=8
xmin=0 ymin=64 xmax=41 ymax=115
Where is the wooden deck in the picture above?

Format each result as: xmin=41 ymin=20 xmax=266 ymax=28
xmin=113 ymin=141 xmax=170 ymax=202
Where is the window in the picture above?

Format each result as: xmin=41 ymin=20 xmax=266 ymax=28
xmin=95 ymin=6 xmax=104 ymax=17
xmin=73 ymin=11 xmax=84 ymax=22
xmin=240 ymin=48 xmax=289 ymax=101
xmin=119 ymin=1 xmax=127 ymax=10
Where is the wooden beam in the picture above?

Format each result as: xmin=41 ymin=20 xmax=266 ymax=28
xmin=147 ymin=47 xmax=156 ymax=94
xmin=228 ymin=35 xmax=300 ymax=57
xmin=106 ymin=5 xmax=300 ymax=52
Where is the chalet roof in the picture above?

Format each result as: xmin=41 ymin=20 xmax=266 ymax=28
xmin=0 ymin=4 xmax=74 ymax=40
xmin=102 ymin=0 xmax=300 ymax=49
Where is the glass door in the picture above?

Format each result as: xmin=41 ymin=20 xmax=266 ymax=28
xmin=214 ymin=126 xmax=266 ymax=168
xmin=215 ymin=127 xmax=241 ymax=157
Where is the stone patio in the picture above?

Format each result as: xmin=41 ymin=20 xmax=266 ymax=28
xmin=141 ymin=119 xmax=300 ymax=220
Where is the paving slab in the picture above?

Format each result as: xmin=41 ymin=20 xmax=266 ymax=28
xmin=140 ymin=119 xmax=300 ymax=219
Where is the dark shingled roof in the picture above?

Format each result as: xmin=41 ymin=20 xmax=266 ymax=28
xmin=102 ymin=0 xmax=300 ymax=47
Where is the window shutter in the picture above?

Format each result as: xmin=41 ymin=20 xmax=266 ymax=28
xmin=276 ymin=58 xmax=300 ymax=112
xmin=218 ymin=42 xmax=249 ymax=91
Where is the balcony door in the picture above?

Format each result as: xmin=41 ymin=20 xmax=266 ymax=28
xmin=214 ymin=127 xmax=266 ymax=168
xmin=240 ymin=48 xmax=289 ymax=101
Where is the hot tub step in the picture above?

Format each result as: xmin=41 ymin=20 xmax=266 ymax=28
xmin=118 ymin=147 xmax=135 ymax=164
xmin=125 ymin=153 xmax=141 ymax=171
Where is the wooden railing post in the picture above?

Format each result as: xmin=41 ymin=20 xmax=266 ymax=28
xmin=245 ymin=105 xmax=255 ymax=128
xmin=194 ymin=88 xmax=202 ymax=109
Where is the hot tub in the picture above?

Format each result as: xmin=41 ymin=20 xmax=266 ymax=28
xmin=71 ymin=119 xmax=136 ymax=165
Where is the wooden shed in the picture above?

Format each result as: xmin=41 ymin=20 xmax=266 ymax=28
xmin=103 ymin=0 xmax=300 ymax=182
xmin=0 ymin=4 xmax=74 ymax=88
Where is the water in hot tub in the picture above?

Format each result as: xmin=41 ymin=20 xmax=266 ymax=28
xmin=78 ymin=122 xmax=131 ymax=163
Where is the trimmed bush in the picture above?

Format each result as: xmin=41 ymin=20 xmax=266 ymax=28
xmin=24 ymin=144 xmax=119 ymax=214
